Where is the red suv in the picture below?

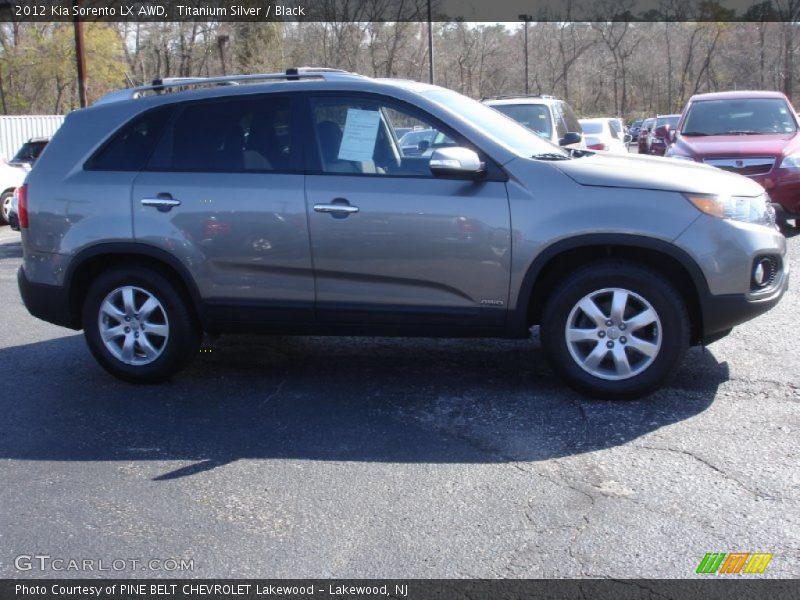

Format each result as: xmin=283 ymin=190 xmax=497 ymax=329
xmin=666 ymin=90 xmax=800 ymax=229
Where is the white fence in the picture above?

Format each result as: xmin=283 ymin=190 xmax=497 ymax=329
xmin=0 ymin=115 xmax=65 ymax=160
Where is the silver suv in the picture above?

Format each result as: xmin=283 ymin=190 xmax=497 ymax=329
xmin=17 ymin=69 xmax=788 ymax=398
xmin=482 ymin=95 xmax=586 ymax=149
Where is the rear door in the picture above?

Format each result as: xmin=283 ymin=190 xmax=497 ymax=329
xmin=132 ymin=94 xmax=314 ymax=324
xmin=303 ymin=93 xmax=512 ymax=333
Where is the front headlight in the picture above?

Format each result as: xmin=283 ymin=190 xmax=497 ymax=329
xmin=780 ymin=154 xmax=800 ymax=170
xmin=685 ymin=193 xmax=774 ymax=226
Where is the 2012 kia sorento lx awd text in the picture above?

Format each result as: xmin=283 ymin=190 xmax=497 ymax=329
xmin=17 ymin=69 xmax=788 ymax=399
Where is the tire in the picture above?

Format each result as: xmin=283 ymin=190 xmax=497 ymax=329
xmin=0 ymin=190 xmax=13 ymax=225
xmin=540 ymin=260 xmax=689 ymax=400
xmin=772 ymin=203 xmax=792 ymax=235
xmin=82 ymin=266 xmax=201 ymax=383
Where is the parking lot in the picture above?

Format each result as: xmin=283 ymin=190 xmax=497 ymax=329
xmin=0 ymin=222 xmax=797 ymax=578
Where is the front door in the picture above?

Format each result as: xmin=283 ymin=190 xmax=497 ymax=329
xmin=304 ymin=94 xmax=512 ymax=333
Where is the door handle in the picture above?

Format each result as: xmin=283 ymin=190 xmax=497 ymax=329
xmin=141 ymin=195 xmax=181 ymax=212
xmin=313 ymin=203 xmax=359 ymax=215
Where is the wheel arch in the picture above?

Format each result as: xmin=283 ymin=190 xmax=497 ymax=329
xmin=64 ymin=243 xmax=205 ymax=330
xmin=512 ymin=234 xmax=710 ymax=344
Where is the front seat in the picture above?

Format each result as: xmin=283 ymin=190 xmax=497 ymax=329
xmin=317 ymin=121 xmax=359 ymax=173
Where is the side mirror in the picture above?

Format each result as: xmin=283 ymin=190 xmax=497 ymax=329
xmin=429 ymin=147 xmax=485 ymax=179
xmin=559 ymin=132 xmax=582 ymax=147
xmin=624 ymin=133 xmax=633 ymax=144
xmin=669 ymin=130 xmax=677 ymax=143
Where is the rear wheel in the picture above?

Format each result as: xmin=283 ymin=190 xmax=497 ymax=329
xmin=540 ymin=260 xmax=689 ymax=399
xmin=0 ymin=190 xmax=13 ymax=225
xmin=82 ymin=266 xmax=201 ymax=383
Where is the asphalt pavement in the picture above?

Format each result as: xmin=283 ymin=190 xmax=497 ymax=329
xmin=0 ymin=224 xmax=797 ymax=578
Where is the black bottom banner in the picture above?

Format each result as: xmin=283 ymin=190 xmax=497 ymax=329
xmin=2 ymin=580 xmax=799 ymax=600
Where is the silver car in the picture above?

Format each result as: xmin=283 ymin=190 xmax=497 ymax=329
xmin=17 ymin=69 xmax=787 ymax=398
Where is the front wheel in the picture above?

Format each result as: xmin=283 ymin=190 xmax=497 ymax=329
xmin=82 ymin=266 xmax=201 ymax=383
xmin=540 ymin=260 xmax=689 ymax=399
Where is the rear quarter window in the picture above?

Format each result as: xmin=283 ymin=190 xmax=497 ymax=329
xmin=85 ymin=106 xmax=172 ymax=171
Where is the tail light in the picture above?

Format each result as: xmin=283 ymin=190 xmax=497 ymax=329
xmin=17 ymin=183 xmax=28 ymax=228
xmin=588 ymin=142 xmax=608 ymax=151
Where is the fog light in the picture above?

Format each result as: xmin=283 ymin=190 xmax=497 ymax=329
xmin=752 ymin=257 xmax=778 ymax=289
xmin=753 ymin=262 xmax=766 ymax=286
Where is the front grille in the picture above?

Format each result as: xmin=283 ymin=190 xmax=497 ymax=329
xmin=703 ymin=157 xmax=776 ymax=176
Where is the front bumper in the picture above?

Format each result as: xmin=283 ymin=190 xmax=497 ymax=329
xmin=17 ymin=266 xmax=78 ymax=329
xmin=699 ymin=271 xmax=788 ymax=343
xmin=674 ymin=214 xmax=788 ymax=344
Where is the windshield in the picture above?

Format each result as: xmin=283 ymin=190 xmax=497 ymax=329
xmin=491 ymin=103 xmax=552 ymax=139
xmin=11 ymin=140 xmax=47 ymax=164
xmin=422 ymin=88 xmax=566 ymax=158
xmin=682 ymin=98 xmax=797 ymax=135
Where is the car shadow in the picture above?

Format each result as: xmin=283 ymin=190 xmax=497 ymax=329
xmin=0 ymin=238 xmax=21 ymax=259
xmin=0 ymin=333 xmax=729 ymax=480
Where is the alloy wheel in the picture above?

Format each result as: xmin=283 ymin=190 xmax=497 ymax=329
xmin=564 ymin=287 xmax=662 ymax=381
xmin=98 ymin=286 xmax=170 ymax=366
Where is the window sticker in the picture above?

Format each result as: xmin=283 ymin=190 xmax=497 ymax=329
xmin=338 ymin=108 xmax=380 ymax=161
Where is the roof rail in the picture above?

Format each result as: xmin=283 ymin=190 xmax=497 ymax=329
xmin=481 ymin=93 xmax=556 ymax=101
xmin=94 ymin=68 xmax=353 ymax=106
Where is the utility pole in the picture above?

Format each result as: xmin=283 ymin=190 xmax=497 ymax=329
xmin=427 ymin=0 xmax=435 ymax=84
xmin=73 ymin=0 xmax=88 ymax=107
xmin=518 ymin=14 xmax=533 ymax=95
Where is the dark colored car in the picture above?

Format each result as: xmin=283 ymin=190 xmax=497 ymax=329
xmin=648 ymin=114 xmax=681 ymax=156
xmin=628 ymin=120 xmax=643 ymax=142
xmin=638 ymin=118 xmax=655 ymax=154
xmin=666 ymin=90 xmax=800 ymax=229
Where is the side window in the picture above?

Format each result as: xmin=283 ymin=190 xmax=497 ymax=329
xmin=608 ymin=121 xmax=621 ymax=139
xmin=85 ymin=106 xmax=172 ymax=171
xmin=148 ymin=96 xmax=294 ymax=172
xmin=560 ymin=101 xmax=582 ymax=134
xmin=310 ymin=97 xmax=459 ymax=177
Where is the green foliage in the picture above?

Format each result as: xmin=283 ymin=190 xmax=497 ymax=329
xmin=0 ymin=23 xmax=126 ymax=114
